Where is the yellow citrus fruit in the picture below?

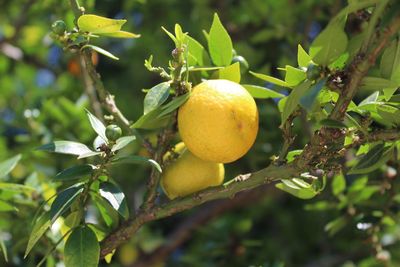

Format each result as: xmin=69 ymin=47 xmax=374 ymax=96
xmin=161 ymin=142 xmax=224 ymax=199
xmin=178 ymin=79 xmax=258 ymax=163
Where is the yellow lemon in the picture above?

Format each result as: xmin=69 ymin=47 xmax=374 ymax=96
xmin=161 ymin=142 xmax=224 ymax=199
xmin=178 ymin=79 xmax=259 ymax=163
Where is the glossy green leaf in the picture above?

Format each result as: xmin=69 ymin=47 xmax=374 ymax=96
xmin=99 ymin=182 xmax=129 ymax=219
xmin=250 ymin=71 xmax=289 ymax=88
xmin=37 ymin=141 xmax=94 ymax=157
xmin=82 ymin=44 xmax=119 ymax=60
xmin=0 ymin=154 xmax=21 ymax=179
xmin=332 ymin=173 xmax=346 ymax=196
xmin=64 ymin=226 xmax=99 ymax=267
xmin=99 ymin=31 xmax=140 ymax=38
xmin=348 ymin=144 xmax=394 ymax=174
xmin=143 ymin=82 xmax=171 ymax=114
xmin=25 ymin=212 xmax=51 ymax=258
xmin=281 ymin=80 xmax=312 ymax=125
xmin=275 ymin=181 xmax=317 ymax=199
xmin=112 ymin=155 xmax=162 ymax=173
xmin=284 ymin=65 xmax=306 ymax=86
xmin=297 ymin=44 xmax=312 ymax=68
xmin=208 ymin=13 xmax=233 ymax=66
xmin=187 ymin=35 xmax=207 ymax=66
xmin=78 ymin=14 xmax=126 ymax=34
xmin=111 ymin=136 xmax=136 ymax=152
xmin=218 ymin=62 xmax=241 ymax=83
xmin=242 ymin=84 xmax=285 ymax=99
xmin=55 ymin=165 xmax=95 ymax=181
xmin=50 ymin=184 xmax=84 ymax=223
xmin=131 ymin=107 xmax=170 ymax=129
xmin=299 ymin=78 xmax=326 ymax=111
xmin=85 ymin=110 xmax=107 ymax=142
xmin=161 ymin=26 xmax=178 ymax=45
xmin=309 ymin=21 xmax=348 ymax=65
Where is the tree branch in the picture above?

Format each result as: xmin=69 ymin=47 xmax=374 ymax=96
xmin=99 ymin=163 xmax=300 ymax=258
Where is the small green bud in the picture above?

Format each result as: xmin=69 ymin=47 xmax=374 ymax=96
xmin=51 ymin=20 xmax=67 ymax=35
xmin=105 ymin=124 xmax=122 ymax=141
xmin=231 ymin=55 xmax=249 ymax=74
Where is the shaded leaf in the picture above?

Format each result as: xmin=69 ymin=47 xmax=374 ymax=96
xmin=50 ymin=184 xmax=84 ymax=223
xmin=0 ymin=236 xmax=7 ymax=262
xmin=55 ymin=165 xmax=95 ymax=181
xmin=0 ymin=200 xmax=16 ymax=212
xmin=332 ymin=173 xmax=346 ymax=196
xmin=348 ymin=144 xmax=394 ymax=174
xmin=299 ymin=78 xmax=326 ymax=111
xmin=281 ymin=80 xmax=312 ymax=125
xmin=157 ymin=93 xmax=190 ymax=118
xmin=64 ymin=226 xmax=99 ymax=267
xmin=325 ymin=216 xmax=347 ymax=236
xmin=92 ymin=193 xmax=119 ymax=227
xmin=25 ymin=212 xmax=51 ymax=258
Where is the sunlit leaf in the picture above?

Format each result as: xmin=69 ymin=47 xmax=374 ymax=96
xmin=250 ymin=71 xmax=289 ymax=88
xmin=50 ymin=184 xmax=84 ymax=223
xmin=85 ymin=109 xmax=108 ymax=142
xmin=78 ymin=14 xmax=126 ymax=34
xmin=0 ymin=154 xmax=21 ymax=179
xmin=208 ymin=13 xmax=233 ymax=66
xmin=82 ymin=45 xmax=119 ymax=60
xmin=218 ymin=62 xmax=241 ymax=83
xmin=143 ymin=82 xmax=171 ymax=114
xmin=37 ymin=141 xmax=94 ymax=157
xmin=99 ymin=182 xmax=129 ymax=219
xmin=242 ymin=84 xmax=285 ymax=99
xmin=111 ymin=136 xmax=136 ymax=152
xmin=25 ymin=212 xmax=51 ymax=258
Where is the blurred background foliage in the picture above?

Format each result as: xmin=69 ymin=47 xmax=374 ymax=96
xmin=1 ymin=0 xmax=399 ymax=266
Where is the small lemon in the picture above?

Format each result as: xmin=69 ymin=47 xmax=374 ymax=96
xmin=161 ymin=142 xmax=224 ymax=199
xmin=178 ymin=79 xmax=258 ymax=163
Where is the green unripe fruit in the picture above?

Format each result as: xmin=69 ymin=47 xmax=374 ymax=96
xmin=105 ymin=124 xmax=122 ymax=141
xmin=51 ymin=20 xmax=66 ymax=35
xmin=232 ymin=55 xmax=249 ymax=74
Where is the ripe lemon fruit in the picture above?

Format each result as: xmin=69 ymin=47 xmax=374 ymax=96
xmin=178 ymin=79 xmax=258 ymax=163
xmin=161 ymin=142 xmax=224 ymax=199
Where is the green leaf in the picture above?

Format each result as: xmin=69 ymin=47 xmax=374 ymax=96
xmin=281 ymin=80 xmax=312 ymax=125
xmin=348 ymin=144 xmax=394 ymax=174
xmin=77 ymin=151 xmax=103 ymax=159
xmin=37 ymin=141 xmax=94 ymax=157
xmin=218 ymin=62 xmax=241 ymax=83
xmin=157 ymin=93 xmax=190 ymax=118
xmin=55 ymin=165 xmax=95 ymax=181
xmin=309 ymin=21 xmax=348 ymax=66
xmin=0 ymin=199 xmax=16 ymax=212
xmin=187 ymin=35 xmax=207 ymax=66
xmin=0 ymin=154 xmax=21 ymax=179
xmin=131 ymin=107 xmax=169 ymax=129
xmin=332 ymin=173 xmax=346 ymax=196
xmin=208 ymin=13 xmax=233 ymax=66
xmin=377 ymin=105 xmax=400 ymax=126
xmin=174 ymin=24 xmax=186 ymax=46
xmin=82 ymin=44 xmax=119 ymax=60
xmin=99 ymin=31 xmax=140 ymax=38
xmin=111 ymin=136 xmax=136 ymax=152
xmin=284 ymin=66 xmax=307 ymax=86
xmin=297 ymin=44 xmax=312 ymax=68
xmin=25 ymin=212 xmax=51 ymax=258
xmin=242 ymin=84 xmax=285 ymax=99
xmin=250 ymin=71 xmax=289 ymax=88
xmin=275 ymin=180 xmax=317 ymax=199
xmin=50 ymin=184 xmax=84 ymax=223
xmin=161 ymin=26 xmax=178 ymax=46
xmin=299 ymin=78 xmax=326 ymax=111
xmin=143 ymin=82 xmax=171 ymax=114
xmin=0 ymin=236 xmax=7 ymax=262
xmin=360 ymin=76 xmax=398 ymax=91
xmin=85 ymin=110 xmax=108 ymax=143
xmin=78 ymin=14 xmax=126 ymax=34
xmin=0 ymin=182 xmax=35 ymax=193
xmin=112 ymin=155 xmax=162 ymax=173
xmin=64 ymin=226 xmax=99 ymax=267
xmin=92 ymin=193 xmax=119 ymax=227
xmin=380 ymin=39 xmax=400 ymax=80
xmin=325 ymin=216 xmax=347 ymax=236
xmin=99 ymin=182 xmax=129 ymax=219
